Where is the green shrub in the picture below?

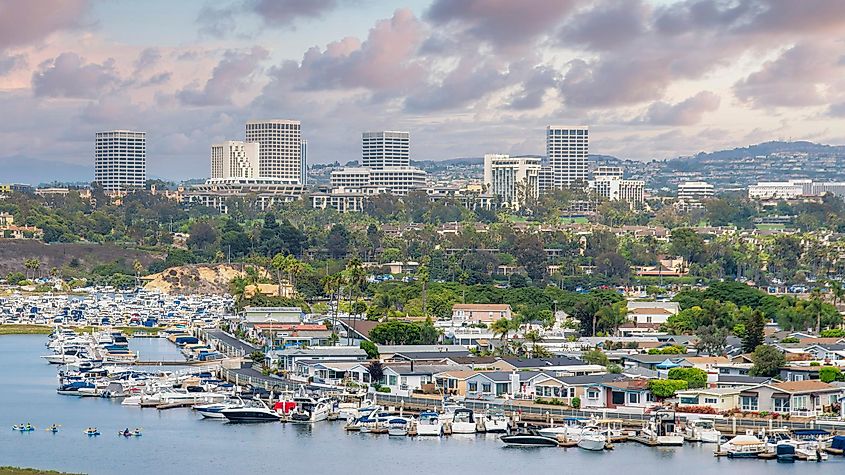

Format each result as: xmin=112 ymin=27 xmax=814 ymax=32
xmin=571 ymin=397 xmax=581 ymax=409
xmin=667 ymin=367 xmax=707 ymax=389
xmin=648 ymin=379 xmax=688 ymax=398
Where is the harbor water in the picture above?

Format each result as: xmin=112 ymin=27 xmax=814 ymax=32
xmin=1 ymin=334 xmax=844 ymax=475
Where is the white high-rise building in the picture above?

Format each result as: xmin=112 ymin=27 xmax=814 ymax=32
xmin=588 ymin=177 xmax=645 ymax=208
xmin=483 ymin=154 xmax=541 ymax=209
xmin=593 ymin=166 xmax=623 ymax=179
xmin=330 ymin=167 xmax=426 ymax=195
xmin=546 ymin=125 xmax=588 ymax=189
xmin=362 ymin=131 xmax=410 ymax=169
xmin=245 ymin=119 xmax=303 ymax=183
xmin=210 ymin=141 xmax=259 ymax=181
xmin=94 ymin=130 xmax=146 ymax=192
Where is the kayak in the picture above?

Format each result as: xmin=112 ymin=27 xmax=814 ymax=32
xmin=119 ymin=432 xmax=142 ymax=437
xmin=13 ymin=426 xmax=35 ymax=432
xmin=86 ymin=431 xmax=101 ymax=436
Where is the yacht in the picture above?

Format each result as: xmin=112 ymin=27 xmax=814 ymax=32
xmin=195 ymin=400 xmax=245 ymax=419
xmin=450 ymin=408 xmax=477 ymax=434
xmin=577 ymin=427 xmax=608 ymax=451
xmin=387 ymin=417 xmax=412 ymax=437
xmin=481 ymin=409 xmax=508 ymax=433
xmin=289 ymin=391 xmax=336 ymax=423
xmin=538 ymin=417 xmax=587 ymax=441
xmin=685 ymin=419 xmax=721 ymax=443
xmin=222 ymin=399 xmax=282 ymax=423
xmin=41 ymin=349 xmax=85 ymax=365
xmin=641 ymin=411 xmax=684 ymax=446
xmin=415 ymin=411 xmax=443 ymax=436
xmin=721 ymin=433 xmax=768 ymax=458
xmin=500 ymin=428 xmax=560 ymax=447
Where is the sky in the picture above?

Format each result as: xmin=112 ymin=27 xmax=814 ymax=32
xmin=2 ymin=0 xmax=845 ymax=181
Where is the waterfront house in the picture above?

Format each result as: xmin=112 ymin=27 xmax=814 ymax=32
xmin=451 ymin=303 xmax=512 ymax=326
xmin=379 ymin=364 xmax=467 ymax=397
xmin=676 ymin=387 xmax=743 ymax=412
xmin=293 ymin=360 xmax=370 ymax=386
xmin=434 ymin=370 xmax=476 ymax=397
xmin=597 ymin=379 xmax=655 ymax=411
xmin=738 ymin=380 xmax=843 ymax=417
xmin=249 ymin=322 xmax=332 ymax=349
xmin=530 ymin=373 xmax=626 ymax=405
xmin=271 ymin=346 xmax=367 ymax=372
xmin=465 ymin=371 xmax=521 ymax=399
xmin=502 ymin=356 xmax=604 ymax=376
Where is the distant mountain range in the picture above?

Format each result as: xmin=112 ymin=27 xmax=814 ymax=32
xmin=668 ymin=141 xmax=845 ymax=168
xmin=0 ymin=157 xmax=92 ymax=185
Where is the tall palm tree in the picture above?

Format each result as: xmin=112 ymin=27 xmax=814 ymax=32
xmin=523 ymin=330 xmax=544 ymax=358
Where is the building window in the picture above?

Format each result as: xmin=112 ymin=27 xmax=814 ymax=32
xmin=628 ymin=393 xmax=639 ymax=404
xmin=740 ymin=396 xmax=758 ymax=411
xmin=792 ymin=395 xmax=809 ymax=410
xmin=468 ymin=382 xmax=478 ymax=392
xmin=482 ymin=383 xmax=492 ymax=393
xmin=704 ymin=398 xmax=718 ymax=404
xmin=680 ymin=396 xmax=699 ymax=405
xmin=774 ymin=398 xmax=790 ymax=413
xmin=587 ymin=390 xmax=599 ymax=400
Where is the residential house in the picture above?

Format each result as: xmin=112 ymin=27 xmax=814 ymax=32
xmin=271 ymin=346 xmax=367 ymax=372
xmin=804 ymin=344 xmax=845 ymax=362
xmin=249 ymin=323 xmax=332 ymax=349
xmin=716 ymin=374 xmax=776 ymax=389
xmin=677 ymin=387 xmax=743 ymax=412
xmin=779 ymin=366 xmax=821 ymax=382
xmin=451 ymin=304 xmax=512 ymax=326
xmin=594 ymin=379 xmax=655 ymax=411
xmin=626 ymin=301 xmax=680 ymax=326
xmin=379 ymin=364 xmax=465 ymax=397
xmin=435 ymin=370 xmax=476 ymax=397
xmin=387 ymin=350 xmax=472 ymax=364
xmin=738 ymin=381 xmax=843 ymax=417
xmin=502 ymin=356 xmax=605 ymax=376
xmin=621 ymin=354 xmax=693 ymax=371
xmin=293 ymin=360 xmax=370 ymax=386
xmin=684 ymin=356 xmax=730 ymax=383
xmin=465 ymin=371 xmax=524 ymax=400
xmin=377 ymin=345 xmax=469 ymax=361
xmin=529 ymin=373 xmax=626 ymax=404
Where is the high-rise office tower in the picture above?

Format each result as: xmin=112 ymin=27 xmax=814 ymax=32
xmin=546 ymin=125 xmax=588 ymax=189
xmin=94 ymin=130 xmax=146 ymax=191
xmin=245 ymin=119 xmax=302 ymax=183
xmin=483 ymin=154 xmax=541 ymax=210
xmin=210 ymin=141 xmax=259 ymax=180
xmin=362 ymin=131 xmax=410 ymax=169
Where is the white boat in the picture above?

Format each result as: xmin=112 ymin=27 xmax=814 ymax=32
xmin=388 ymin=417 xmax=412 ymax=437
xmin=289 ymin=391 xmax=336 ymax=423
xmin=641 ymin=411 xmax=684 ymax=446
xmin=538 ymin=418 xmax=587 ymax=441
xmin=450 ymin=408 xmax=477 ymax=434
xmin=577 ymin=428 xmax=607 ymax=451
xmin=416 ymin=411 xmax=443 ymax=436
xmin=685 ymin=419 xmax=721 ymax=443
xmin=481 ymin=409 xmax=508 ymax=433
xmin=222 ymin=399 xmax=282 ymax=423
xmin=195 ymin=400 xmax=245 ymax=419
xmin=721 ymin=433 xmax=767 ymax=458
xmin=41 ymin=350 xmax=83 ymax=365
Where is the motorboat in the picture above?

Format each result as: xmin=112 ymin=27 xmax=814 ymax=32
xmin=500 ymin=428 xmax=559 ymax=447
xmin=776 ymin=443 xmax=796 ymax=463
xmin=195 ymin=400 xmax=244 ymax=419
xmin=222 ymin=399 xmax=282 ymax=423
xmin=56 ymin=380 xmax=96 ymax=396
xmin=41 ymin=349 xmax=85 ymax=365
xmin=641 ymin=411 xmax=684 ymax=446
xmin=289 ymin=391 xmax=336 ymax=424
xmin=481 ymin=409 xmax=508 ymax=433
xmin=577 ymin=426 xmax=608 ymax=451
xmin=721 ymin=434 xmax=767 ymax=458
xmin=416 ymin=411 xmax=443 ymax=436
xmin=450 ymin=408 xmax=477 ymax=434
xmin=592 ymin=418 xmax=626 ymax=441
xmin=388 ymin=417 xmax=412 ymax=437
xmin=538 ymin=417 xmax=587 ymax=441
xmin=685 ymin=419 xmax=721 ymax=443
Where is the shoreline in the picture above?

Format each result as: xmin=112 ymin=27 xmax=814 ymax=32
xmin=0 ymin=467 xmax=83 ymax=475
xmin=0 ymin=325 xmax=163 ymax=336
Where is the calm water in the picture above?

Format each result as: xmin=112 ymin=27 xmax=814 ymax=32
xmin=1 ymin=335 xmax=844 ymax=475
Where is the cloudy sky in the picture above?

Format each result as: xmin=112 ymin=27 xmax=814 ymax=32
xmin=2 ymin=0 xmax=845 ymax=181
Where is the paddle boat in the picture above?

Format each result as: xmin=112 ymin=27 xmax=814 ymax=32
xmin=85 ymin=427 xmax=101 ymax=436
xmin=12 ymin=424 xmax=35 ymax=432
xmin=119 ymin=428 xmax=143 ymax=437
xmin=48 ymin=424 xmax=60 ymax=433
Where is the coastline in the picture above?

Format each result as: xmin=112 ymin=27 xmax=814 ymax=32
xmin=0 ymin=467 xmax=82 ymax=475
xmin=0 ymin=325 xmax=162 ymax=336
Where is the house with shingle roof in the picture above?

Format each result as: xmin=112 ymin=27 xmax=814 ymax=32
xmin=737 ymin=380 xmax=843 ymax=416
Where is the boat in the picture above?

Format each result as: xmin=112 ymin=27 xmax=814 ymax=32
xmin=685 ymin=419 xmax=721 ymax=443
xmin=577 ymin=426 xmax=608 ymax=451
xmin=195 ymin=400 xmax=244 ymax=419
xmin=641 ymin=411 xmax=684 ymax=446
xmin=776 ymin=443 xmax=796 ymax=463
xmin=481 ymin=409 xmax=508 ymax=433
xmin=721 ymin=434 xmax=767 ymax=458
xmin=12 ymin=425 xmax=35 ymax=432
xmin=450 ymin=408 xmax=477 ymax=434
xmin=41 ymin=349 xmax=85 ymax=365
xmin=500 ymin=428 xmax=560 ymax=447
xmin=388 ymin=417 xmax=412 ymax=437
xmin=289 ymin=391 xmax=335 ymax=424
xmin=538 ymin=417 xmax=587 ymax=440
xmin=221 ymin=399 xmax=282 ymax=423
xmin=593 ymin=418 xmax=626 ymax=441
xmin=57 ymin=380 xmax=97 ymax=396
xmin=416 ymin=411 xmax=443 ymax=436
xmin=85 ymin=429 xmax=101 ymax=436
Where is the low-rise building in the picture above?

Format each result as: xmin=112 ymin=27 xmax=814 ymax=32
xmin=451 ymin=304 xmax=512 ymax=326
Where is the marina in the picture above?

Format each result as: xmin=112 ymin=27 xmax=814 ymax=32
xmin=1 ymin=332 xmax=845 ymax=474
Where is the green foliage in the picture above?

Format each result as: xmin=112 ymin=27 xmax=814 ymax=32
xmin=819 ymin=366 xmax=842 ymax=383
xmin=581 ymin=350 xmax=609 ymax=366
xmin=368 ymin=320 xmax=440 ymax=345
xmin=821 ymin=329 xmax=845 ymax=338
xmin=647 ymin=345 xmax=686 ymax=355
xmin=571 ymin=397 xmax=581 ymax=409
xmin=648 ymin=379 xmax=688 ymax=398
xmin=740 ymin=309 xmax=766 ymax=353
xmin=667 ymin=367 xmax=707 ymax=389
xmin=749 ymin=345 xmax=786 ymax=377
xmin=780 ymin=336 xmax=799 ymax=343
xmin=360 ymin=340 xmax=379 ymax=359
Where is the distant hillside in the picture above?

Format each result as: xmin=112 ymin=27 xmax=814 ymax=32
xmin=668 ymin=141 xmax=845 ymax=169
xmin=0 ymin=157 xmax=91 ymax=185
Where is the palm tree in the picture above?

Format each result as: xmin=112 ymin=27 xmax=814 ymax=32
xmin=828 ymin=280 xmax=844 ymax=308
xmin=523 ymin=330 xmax=544 ymax=358
xmin=491 ymin=318 xmax=514 ymax=352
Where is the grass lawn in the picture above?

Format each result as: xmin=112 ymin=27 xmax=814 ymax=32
xmin=0 ymin=325 xmax=53 ymax=335
xmin=755 ymin=223 xmax=785 ymax=230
